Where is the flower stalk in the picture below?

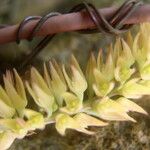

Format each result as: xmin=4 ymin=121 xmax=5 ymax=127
xmin=0 ymin=23 xmax=150 ymax=149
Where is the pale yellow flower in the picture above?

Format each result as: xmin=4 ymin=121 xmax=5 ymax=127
xmin=55 ymin=113 xmax=107 ymax=135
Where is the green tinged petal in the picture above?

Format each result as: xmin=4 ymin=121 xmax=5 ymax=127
xmin=126 ymin=31 xmax=133 ymax=48
xmin=27 ymin=67 xmax=58 ymax=117
xmin=132 ymin=33 xmax=147 ymax=68
xmin=92 ymin=97 xmax=136 ymax=122
xmin=102 ymin=47 xmax=114 ymax=81
xmin=55 ymin=113 xmax=96 ymax=135
xmin=116 ymin=97 xmax=147 ymax=115
xmin=31 ymin=67 xmax=53 ymax=96
xmin=0 ymin=99 xmax=15 ymax=118
xmin=0 ymin=131 xmax=17 ymax=150
xmin=43 ymin=63 xmax=52 ymax=88
xmin=49 ymin=62 xmax=67 ymax=106
xmin=52 ymin=59 xmax=66 ymax=83
xmin=86 ymin=53 xmax=96 ymax=98
xmin=114 ymin=40 xmax=135 ymax=83
xmin=3 ymin=75 xmax=26 ymax=117
xmin=74 ymin=113 xmax=108 ymax=127
xmin=114 ymin=61 xmax=135 ymax=83
xmin=121 ymin=39 xmax=134 ymax=67
xmin=0 ymin=86 xmax=13 ymax=107
xmin=13 ymin=69 xmax=27 ymax=101
xmin=0 ymin=118 xmax=25 ymax=134
xmin=113 ymin=38 xmax=121 ymax=63
xmin=97 ymin=49 xmax=103 ymax=71
xmin=117 ymin=79 xmax=150 ymax=99
xmin=30 ymin=83 xmax=56 ymax=117
xmin=71 ymin=55 xmax=84 ymax=76
xmin=140 ymin=61 xmax=150 ymax=80
xmin=93 ymin=69 xmax=114 ymax=97
xmin=24 ymin=109 xmax=45 ymax=130
xmin=63 ymin=65 xmax=87 ymax=100
xmin=55 ymin=113 xmax=83 ymax=135
xmin=60 ymin=92 xmax=82 ymax=114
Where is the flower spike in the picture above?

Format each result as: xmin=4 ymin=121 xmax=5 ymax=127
xmin=0 ymin=23 xmax=150 ymax=149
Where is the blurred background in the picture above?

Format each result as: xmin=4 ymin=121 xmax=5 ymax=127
xmin=0 ymin=0 xmax=150 ymax=149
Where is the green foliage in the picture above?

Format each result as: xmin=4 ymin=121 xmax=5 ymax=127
xmin=0 ymin=23 xmax=150 ymax=149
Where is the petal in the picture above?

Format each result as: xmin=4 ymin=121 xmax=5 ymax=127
xmin=126 ymin=31 xmax=133 ymax=48
xmin=0 ymin=99 xmax=15 ymax=118
xmin=121 ymin=39 xmax=134 ymax=67
xmin=55 ymin=113 xmax=79 ymax=135
xmin=140 ymin=61 xmax=150 ymax=80
xmin=132 ymin=33 xmax=146 ymax=68
xmin=118 ymin=79 xmax=150 ymax=99
xmin=51 ymin=59 xmax=66 ymax=83
xmin=71 ymin=66 xmax=87 ymax=99
xmin=60 ymin=92 xmax=82 ymax=114
xmin=116 ymin=97 xmax=147 ymax=115
xmin=97 ymin=49 xmax=103 ymax=71
xmin=55 ymin=114 xmax=94 ymax=136
xmin=43 ymin=63 xmax=51 ymax=89
xmin=74 ymin=113 xmax=108 ymax=127
xmin=0 ymin=131 xmax=17 ymax=150
xmin=31 ymin=67 xmax=52 ymax=96
xmin=0 ymin=86 xmax=13 ymax=107
xmin=0 ymin=118 xmax=25 ymax=133
xmin=92 ymin=97 xmax=136 ymax=122
xmin=71 ymin=55 xmax=84 ymax=76
xmin=62 ymin=65 xmax=72 ymax=90
xmin=63 ymin=65 xmax=87 ymax=100
xmin=86 ymin=53 xmax=96 ymax=98
xmin=102 ymin=47 xmax=114 ymax=81
xmin=24 ymin=109 xmax=45 ymax=131
xmin=31 ymin=83 xmax=57 ymax=117
xmin=50 ymin=62 xmax=67 ymax=106
xmin=25 ymin=82 xmax=39 ymax=104
xmin=113 ymin=38 xmax=121 ymax=63
xmin=4 ymin=76 xmax=26 ymax=117
xmin=114 ymin=64 xmax=135 ymax=83
xmin=13 ymin=69 xmax=27 ymax=101
xmin=93 ymin=69 xmax=115 ymax=97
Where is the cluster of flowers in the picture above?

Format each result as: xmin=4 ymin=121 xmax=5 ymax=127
xmin=0 ymin=23 xmax=150 ymax=149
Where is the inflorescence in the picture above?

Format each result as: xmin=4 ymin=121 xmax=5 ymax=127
xmin=0 ymin=23 xmax=150 ymax=149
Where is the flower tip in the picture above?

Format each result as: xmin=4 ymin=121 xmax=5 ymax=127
xmin=141 ymin=109 xmax=148 ymax=116
xmin=128 ymin=116 xmax=137 ymax=123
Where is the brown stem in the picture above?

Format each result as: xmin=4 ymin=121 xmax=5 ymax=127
xmin=0 ymin=4 xmax=150 ymax=44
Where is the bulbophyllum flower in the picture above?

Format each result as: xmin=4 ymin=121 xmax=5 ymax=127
xmin=117 ymin=78 xmax=150 ymax=99
xmin=60 ymin=92 xmax=83 ymax=114
xmin=26 ymin=67 xmax=58 ymax=118
xmin=55 ymin=113 xmax=108 ymax=135
xmin=62 ymin=56 xmax=87 ymax=101
xmin=92 ymin=97 xmax=136 ymax=122
xmin=44 ymin=61 xmax=67 ymax=106
xmin=3 ymin=70 xmax=27 ymax=118
xmin=116 ymin=97 xmax=147 ymax=115
xmin=86 ymin=53 xmax=97 ymax=98
xmin=93 ymin=68 xmax=115 ymax=97
xmin=0 ymin=109 xmax=45 ymax=150
xmin=92 ymin=48 xmax=115 ymax=97
xmin=114 ymin=39 xmax=135 ymax=84
xmin=132 ymin=24 xmax=150 ymax=80
xmin=91 ymin=97 xmax=147 ymax=122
